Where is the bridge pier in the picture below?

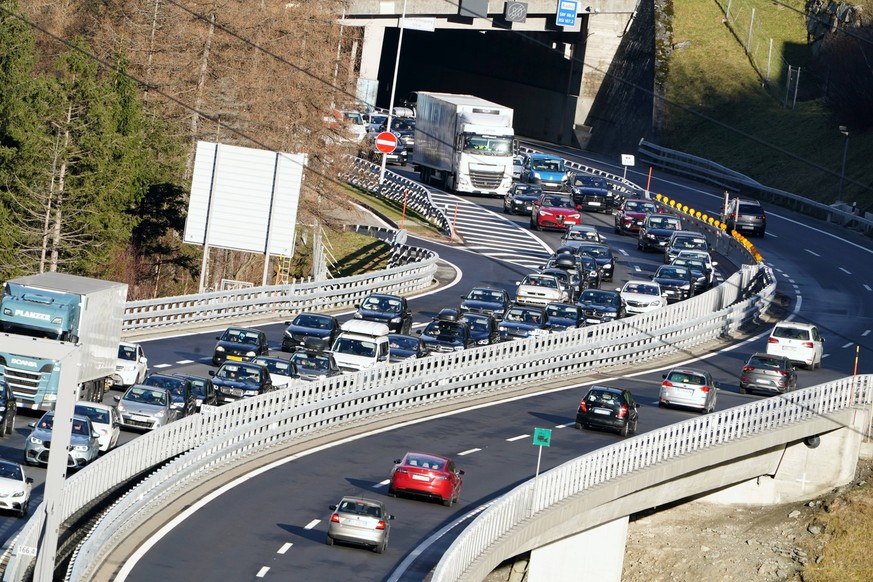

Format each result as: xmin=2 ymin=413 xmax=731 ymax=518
xmin=528 ymin=516 xmax=628 ymax=581
xmin=357 ymin=24 xmax=384 ymax=109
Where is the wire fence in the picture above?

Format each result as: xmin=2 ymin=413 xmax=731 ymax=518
xmin=714 ymin=0 xmax=819 ymax=107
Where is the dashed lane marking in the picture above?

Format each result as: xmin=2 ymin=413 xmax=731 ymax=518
xmin=457 ymin=448 xmax=481 ymax=456
xmin=805 ymin=249 xmax=820 ymax=257
xmin=839 ymin=267 xmax=852 ymax=275
xmin=372 ymin=479 xmax=390 ymax=488
xmin=842 ymin=342 xmax=854 ymax=349
xmin=303 ymin=519 xmax=320 ymax=530
xmin=277 ymin=543 xmax=293 ymax=554
xmin=864 ymin=284 xmax=872 ymax=292
xmin=256 ymin=567 xmax=270 ymax=577
xmin=554 ymin=423 xmax=572 ymax=429
xmin=176 ymin=359 xmax=194 ymax=364
xmin=153 ymin=363 xmax=171 ymax=368
xmin=506 ymin=434 xmax=529 ymax=442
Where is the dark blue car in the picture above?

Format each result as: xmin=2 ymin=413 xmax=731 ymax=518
xmin=459 ymin=287 xmax=510 ymax=319
xmin=209 ymin=362 xmax=273 ymax=404
xmin=281 ymin=313 xmax=340 ymax=352
xmin=418 ymin=310 xmax=474 ymax=353
xmin=498 ymin=305 xmax=550 ymax=341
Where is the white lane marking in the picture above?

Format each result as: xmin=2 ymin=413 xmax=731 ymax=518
xmin=864 ymin=285 xmax=872 ymax=292
xmin=176 ymin=359 xmax=194 ymax=364
xmin=863 ymin=330 xmax=871 ymax=337
xmin=617 ymin=249 xmax=629 ymax=256
xmin=823 ymin=353 xmax=830 ymax=359
xmin=839 ymin=267 xmax=852 ymax=275
xmin=554 ymin=423 xmax=572 ymax=429
xmin=842 ymin=342 xmax=854 ymax=349
xmin=153 ymin=363 xmax=171 ymax=368
xmin=277 ymin=542 xmax=293 ymax=554
xmin=506 ymin=434 xmax=529 ymax=442
xmin=256 ymin=567 xmax=270 ymax=578
xmin=804 ymin=249 xmax=820 ymax=257
xmin=457 ymin=448 xmax=481 ymax=456
xmin=634 ymin=265 xmax=641 ymax=272
xmin=303 ymin=519 xmax=320 ymax=530
xmin=372 ymin=479 xmax=390 ymax=488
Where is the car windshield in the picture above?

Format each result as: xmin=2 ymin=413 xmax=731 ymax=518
xmin=117 ymin=345 xmax=137 ymax=361
xmin=504 ymin=309 xmax=543 ymax=324
xmin=216 ymin=365 xmax=260 ymax=382
xmin=649 ymin=217 xmax=681 ymax=230
xmin=623 ymin=283 xmax=659 ymax=296
xmin=462 ymin=134 xmax=513 ymax=154
xmin=532 ymin=158 xmax=565 ymax=172
xmin=587 ymin=390 xmax=620 ymax=406
xmin=748 ymin=355 xmax=784 ymax=368
xmin=566 ymin=229 xmax=598 ymax=241
xmin=657 ymin=267 xmax=686 ymax=279
xmin=672 ymin=259 xmax=704 ymax=272
xmin=0 ymin=463 xmax=22 ymax=480
xmin=255 ymin=359 xmax=294 ymax=376
xmin=143 ymin=376 xmax=186 ymax=398
xmin=389 ymin=336 xmax=419 ymax=351
xmin=464 ymin=315 xmax=490 ymax=332
xmin=405 ymin=456 xmax=446 ymax=471
xmin=543 ymin=195 xmax=573 ymax=208
xmin=125 ymin=387 xmax=168 ymax=406
xmin=390 ymin=118 xmax=414 ymax=132
xmin=467 ymin=289 xmax=503 ymax=303
xmin=581 ymin=291 xmax=618 ymax=306
xmin=673 ymin=237 xmax=707 ymax=250
xmin=361 ymin=296 xmax=402 ymax=313
xmin=424 ymin=321 xmax=465 ymax=339
xmin=578 ymin=246 xmax=608 ymax=258
xmin=338 ymin=500 xmax=382 ymax=517
xmin=221 ymin=329 xmax=259 ymax=344
xmin=186 ymin=378 xmax=207 ymax=396
xmin=666 ymin=371 xmax=707 ymax=385
xmin=291 ymin=352 xmax=331 ymax=372
xmin=625 ymin=200 xmax=658 ymax=213
xmin=293 ymin=314 xmax=331 ymax=329
xmin=74 ymin=405 xmax=110 ymax=425
xmin=334 ymin=338 xmax=377 ymax=357
xmin=522 ymin=275 xmax=558 ymax=289
xmin=772 ymin=326 xmax=811 ymax=340
xmin=738 ymin=203 xmax=762 ymax=214
xmin=546 ymin=305 xmax=578 ymax=319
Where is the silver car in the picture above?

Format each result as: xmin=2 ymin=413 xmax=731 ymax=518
xmin=326 ymin=497 xmax=394 ymax=553
xmin=658 ymin=368 xmax=718 ymax=413
xmin=114 ymin=385 xmax=180 ymax=431
xmin=24 ymin=412 xmax=101 ymax=468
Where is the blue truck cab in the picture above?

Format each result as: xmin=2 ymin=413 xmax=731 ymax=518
xmin=1 ymin=284 xmax=82 ymax=341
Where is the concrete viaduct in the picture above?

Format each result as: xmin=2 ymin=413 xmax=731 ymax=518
xmin=342 ymin=0 xmax=642 ymax=149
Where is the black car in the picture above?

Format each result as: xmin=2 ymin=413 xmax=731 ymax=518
xmin=542 ymin=253 xmax=591 ymax=298
xmin=575 ymin=243 xmax=615 ymax=282
xmin=577 ymin=254 xmax=601 ymax=290
xmin=575 ymin=385 xmax=639 ymax=437
xmin=173 ymin=374 xmax=218 ymax=410
xmin=212 ymin=327 xmax=270 ymax=366
xmin=355 ymin=294 xmax=412 ymax=334
xmin=498 ymin=305 xmax=550 ymax=341
xmin=418 ymin=309 xmax=475 ymax=353
xmin=461 ymin=312 xmax=501 ymax=346
xmin=638 ymin=213 xmax=683 ymax=252
xmin=541 ymin=268 xmax=577 ymax=302
xmin=503 ymin=183 xmax=542 ymax=215
xmin=0 ymin=381 xmax=17 ymax=437
xmin=572 ymin=186 xmax=612 ymax=214
xmin=141 ymin=374 xmax=196 ymax=417
xmin=388 ymin=334 xmax=430 ymax=362
xmin=380 ymin=117 xmax=415 ymax=152
xmin=670 ymin=257 xmax=709 ymax=292
xmin=363 ymin=131 xmax=408 ymax=166
xmin=577 ymin=289 xmax=624 ymax=324
xmin=651 ymin=265 xmax=696 ymax=303
xmin=663 ymin=233 xmax=709 ymax=264
xmin=281 ymin=313 xmax=341 ymax=352
xmin=544 ymin=303 xmax=586 ymax=331
xmin=289 ymin=347 xmax=342 ymax=380
xmin=459 ymin=287 xmax=510 ymax=319
xmin=209 ymin=362 xmax=274 ymax=404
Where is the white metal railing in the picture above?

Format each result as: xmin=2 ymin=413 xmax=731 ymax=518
xmin=432 ymin=375 xmax=873 ymax=581
xmin=121 ymin=242 xmax=437 ymax=337
xmin=2 ymin=257 xmax=773 ymax=581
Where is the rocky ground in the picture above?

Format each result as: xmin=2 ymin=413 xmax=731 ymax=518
xmin=484 ymin=460 xmax=871 ymax=581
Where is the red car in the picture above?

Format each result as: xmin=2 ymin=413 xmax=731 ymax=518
xmin=530 ymin=193 xmax=581 ymax=231
xmin=613 ymin=198 xmax=659 ymax=235
xmin=388 ymin=452 xmax=464 ymax=507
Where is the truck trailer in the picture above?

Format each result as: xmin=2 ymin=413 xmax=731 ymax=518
xmin=413 ymin=92 xmax=515 ymax=196
xmin=0 ymin=272 xmax=128 ymax=410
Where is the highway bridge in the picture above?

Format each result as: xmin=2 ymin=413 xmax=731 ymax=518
xmin=2 ymin=148 xmax=872 ymax=581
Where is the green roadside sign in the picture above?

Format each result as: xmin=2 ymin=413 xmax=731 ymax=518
xmin=532 ymin=427 xmax=552 ymax=447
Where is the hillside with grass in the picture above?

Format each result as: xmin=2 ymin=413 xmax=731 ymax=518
xmin=660 ymin=0 xmax=872 ymax=212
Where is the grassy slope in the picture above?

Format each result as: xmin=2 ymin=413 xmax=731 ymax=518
xmin=664 ymin=0 xmax=872 ymax=210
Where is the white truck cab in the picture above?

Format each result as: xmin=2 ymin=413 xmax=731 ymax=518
xmin=331 ymin=320 xmax=391 ymax=372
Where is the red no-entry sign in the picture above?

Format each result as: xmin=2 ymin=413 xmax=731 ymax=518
xmin=374 ymin=131 xmax=398 ymax=154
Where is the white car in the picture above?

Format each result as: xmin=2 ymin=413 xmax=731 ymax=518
xmin=114 ymin=342 xmax=149 ymax=389
xmin=766 ymin=322 xmax=825 ymax=369
xmin=251 ymin=356 xmax=298 ymax=389
xmin=0 ymin=460 xmax=32 ymax=518
xmin=619 ymin=280 xmax=667 ymax=314
xmin=74 ymin=402 xmax=122 ymax=453
xmin=515 ymin=274 xmax=569 ymax=307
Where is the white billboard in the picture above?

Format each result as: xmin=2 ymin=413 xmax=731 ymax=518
xmin=184 ymin=141 xmax=306 ymax=257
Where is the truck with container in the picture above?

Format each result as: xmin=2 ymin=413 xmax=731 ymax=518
xmin=0 ymin=272 xmax=128 ymax=410
xmin=413 ymin=92 xmax=515 ymax=197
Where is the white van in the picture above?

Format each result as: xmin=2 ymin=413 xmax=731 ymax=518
xmin=766 ymin=322 xmax=824 ymax=369
xmin=331 ymin=320 xmax=391 ymax=372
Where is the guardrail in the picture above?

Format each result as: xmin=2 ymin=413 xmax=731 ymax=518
xmin=342 ymin=156 xmax=452 ymax=234
xmin=1 ymin=251 xmax=774 ymax=580
xmin=431 ymin=374 xmax=873 ymax=581
xmin=121 ymin=240 xmax=437 ymax=338
xmin=637 ymin=139 xmax=873 ymax=235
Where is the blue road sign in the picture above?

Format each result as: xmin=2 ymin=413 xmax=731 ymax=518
xmin=556 ymin=0 xmax=578 ymax=27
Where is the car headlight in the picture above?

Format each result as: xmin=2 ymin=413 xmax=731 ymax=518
xmin=540 ymin=210 xmax=553 ymax=217
xmin=532 ymin=172 xmax=541 ymax=180
xmin=354 ymin=313 xmax=363 ymax=319
xmin=215 ymin=345 xmax=225 ymax=353
xmin=154 ymin=410 xmax=165 ymax=418
xmin=44 ymin=394 xmax=56 ymax=402
xmin=646 ymin=233 xmax=656 ymax=239
xmin=245 ymin=350 xmax=256 ymax=357
xmin=116 ymin=402 xmax=126 ymax=412
xmin=11 ymin=490 xmax=24 ymax=498
xmin=498 ymin=326 xmax=508 ymax=332
xmin=569 ymin=213 xmax=581 ymax=219
xmin=603 ymin=264 xmax=613 ymax=270
xmin=171 ymin=402 xmax=182 ymax=409
xmin=29 ymin=437 xmax=43 ymax=445
xmin=0 ymin=405 xmax=5 ymax=412
xmin=390 ymin=316 xmax=401 ymax=323
xmin=680 ymin=284 xmax=691 ymax=290
xmin=477 ymin=339 xmax=489 ymax=345
xmin=284 ymin=330 xmax=292 ymax=338
xmin=73 ymin=444 xmax=89 ymax=452
xmin=99 ymin=428 xmax=109 ymax=436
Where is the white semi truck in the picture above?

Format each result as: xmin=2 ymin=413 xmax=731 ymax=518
xmin=413 ymin=92 xmax=515 ymax=196
xmin=0 ymin=272 xmax=128 ymax=409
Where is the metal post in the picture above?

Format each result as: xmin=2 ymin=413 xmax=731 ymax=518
xmin=766 ymin=38 xmax=773 ymax=82
xmin=746 ymin=8 xmax=755 ymax=53
xmin=379 ymin=0 xmax=407 ymax=184
xmin=725 ymin=0 xmax=732 ymax=20
xmin=529 ymin=444 xmax=543 ymax=518
xmin=838 ymin=126 xmax=849 ymax=202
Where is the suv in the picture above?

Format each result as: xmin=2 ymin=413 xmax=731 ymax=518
xmin=638 ymin=213 xmax=683 ymax=252
xmin=766 ymin=322 xmax=824 ymax=369
xmin=523 ymin=153 xmax=570 ymax=191
xmin=142 ymin=374 xmax=197 ymax=418
xmin=575 ymin=386 xmax=639 ymax=437
xmin=418 ymin=309 xmax=474 ymax=353
xmin=721 ymin=198 xmax=766 ymax=237
xmin=355 ymin=294 xmax=412 ymax=334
